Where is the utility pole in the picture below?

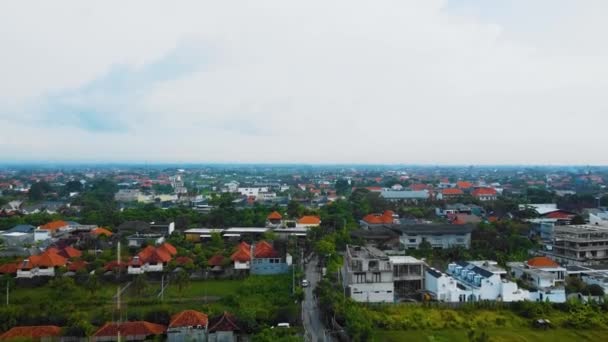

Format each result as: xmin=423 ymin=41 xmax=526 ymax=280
xmin=5 ymin=282 xmax=8 ymax=306
xmin=161 ymin=275 xmax=164 ymax=301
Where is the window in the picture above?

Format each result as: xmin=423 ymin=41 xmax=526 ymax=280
xmin=372 ymin=272 xmax=381 ymax=282
xmin=354 ymin=272 xmax=366 ymax=283
xmin=409 ymin=239 xmax=417 ymax=243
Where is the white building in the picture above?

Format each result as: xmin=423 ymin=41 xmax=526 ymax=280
xmin=237 ymin=187 xmax=269 ymax=199
xmin=342 ymin=245 xmax=394 ymax=303
xmin=425 ymin=261 xmax=529 ymax=302
xmin=508 ymin=257 xmax=567 ymax=303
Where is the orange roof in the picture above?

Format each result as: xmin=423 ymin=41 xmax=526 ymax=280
xmin=24 ymin=250 xmax=67 ymax=268
xmin=175 ymin=256 xmax=194 ymax=265
xmin=158 ymin=243 xmax=177 ymax=256
xmin=527 ymin=256 xmax=560 ymax=268
xmin=472 ymin=188 xmax=497 ymax=196
xmin=267 ymin=211 xmax=282 ymax=220
xmin=254 ymin=240 xmax=279 ymax=258
xmin=92 ymin=227 xmax=113 ymax=236
xmin=39 ymin=220 xmax=68 ymax=231
xmin=442 ymin=188 xmax=464 ymax=196
xmin=68 ymin=260 xmax=88 ymax=272
xmin=169 ymin=310 xmax=209 ymax=328
xmin=231 ymin=246 xmax=251 ymax=263
xmin=362 ymin=210 xmax=395 ymax=224
xmin=208 ymin=254 xmax=225 ymax=267
xmin=60 ymin=246 xmax=82 ymax=259
xmin=410 ymin=183 xmax=428 ymax=191
xmin=298 ymin=216 xmax=321 ymax=225
xmin=93 ymin=321 xmax=166 ymax=338
xmin=136 ymin=245 xmax=173 ymax=264
xmin=456 ymin=181 xmax=473 ymax=189
xmin=0 ymin=325 xmax=62 ymax=339
xmin=0 ymin=262 xmax=19 ymax=274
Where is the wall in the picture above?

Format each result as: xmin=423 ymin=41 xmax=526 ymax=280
xmin=348 ymin=282 xmax=394 ymax=303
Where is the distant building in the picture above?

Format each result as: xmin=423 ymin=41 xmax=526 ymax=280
xmin=387 ymin=223 xmax=474 ymax=250
xmin=296 ymin=215 xmax=321 ymax=229
xmin=114 ymin=189 xmax=142 ymax=202
xmin=128 ymin=243 xmax=178 ymax=274
xmin=342 ymin=245 xmax=394 ymax=303
xmin=92 ymin=321 xmax=166 ymax=341
xmin=380 ymin=190 xmax=429 ymax=203
xmin=471 ymin=188 xmax=497 ymax=201
xmin=542 ymin=225 xmax=608 ymax=265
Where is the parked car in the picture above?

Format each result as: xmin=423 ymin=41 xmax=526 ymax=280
xmin=301 ymin=279 xmax=309 ymax=287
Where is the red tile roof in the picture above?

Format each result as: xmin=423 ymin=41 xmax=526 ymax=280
xmin=158 ymin=243 xmax=177 ymax=256
xmin=456 ymin=181 xmax=473 ymax=189
xmin=169 ymin=310 xmax=209 ymax=328
xmin=410 ymin=183 xmax=428 ymax=191
xmin=133 ymin=245 xmax=173 ymax=265
xmin=298 ymin=216 xmax=321 ymax=225
xmin=39 ymin=220 xmax=69 ymax=231
xmin=442 ymin=188 xmax=464 ymax=196
xmin=104 ymin=260 xmax=127 ymax=272
xmin=175 ymin=256 xmax=194 ymax=265
xmin=543 ymin=211 xmax=575 ymax=219
xmin=472 ymin=188 xmax=497 ymax=197
xmin=68 ymin=260 xmax=88 ymax=272
xmin=254 ymin=240 xmax=279 ymax=258
xmin=92 ymin=227 xmax=113 ymax=237
xmin=0 ymin=262 xmax=19 ymax=274
xmin=209 ymin=312 xmax=240 ymax=332
xmin=267 ymin=211 xmax=282 ymax=220
xmin=362 ymin=210 xmax=395 ymax=224
xmin=0 ymin=325 xmax=62 ymax=340
xmin=93 ymin=321 xmax=166 ymax=338
xmin=21 ymin=250 xmax=68 ymax=269
xmin=59 ymin=246 xmax=82 ymax=259
xmin=231 ymin=244 xmax=251 ymax=263
xmin=527 ymin=256 xmax=559 ymax=268
xmin=208 ymin=254 xmax=225 ymax=267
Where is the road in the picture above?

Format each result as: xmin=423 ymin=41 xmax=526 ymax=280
xmin=302 ymin=255 xmax=332 ymax=342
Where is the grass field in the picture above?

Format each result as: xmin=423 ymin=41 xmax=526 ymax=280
xmin=164 ymin=279 xmax=241 ymax=299
xmin=375 ymin=328 xmax=608 ymax=342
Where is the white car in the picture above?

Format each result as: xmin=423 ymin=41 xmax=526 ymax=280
xmin=301 ymin=279 xmax=309 ymax=287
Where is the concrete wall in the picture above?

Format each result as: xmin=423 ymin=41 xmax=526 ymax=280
xmin=250 ymin=258 xmax=289 ymax=275
xmin=348 ymin=282 xmax=394 ymax=303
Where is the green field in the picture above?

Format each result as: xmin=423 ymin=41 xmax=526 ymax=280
xmin=375 ymin=329 xmax=608 ymax=342
xmin=164 ymin=279 xmax=241 ymax=299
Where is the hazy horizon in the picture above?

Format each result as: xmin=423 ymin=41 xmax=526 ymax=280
xmin=2 ymin=0 xmax=607 ymax=164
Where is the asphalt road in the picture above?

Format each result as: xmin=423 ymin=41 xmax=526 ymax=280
xmin=302 ymin=255 xmax=331 ymax=342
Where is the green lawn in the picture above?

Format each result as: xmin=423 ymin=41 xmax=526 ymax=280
xmin=164 ymin=279 xmax=241 ymax=299
xmin=375 ymin=329 xmax=608 ymax=342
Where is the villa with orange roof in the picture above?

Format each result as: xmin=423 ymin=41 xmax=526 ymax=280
xmin=471 ymin=187 xmax=498 ymax=201
xmin=16 ymin=248 xmax=68 ymax=278
xmin=92 ymin=321 xmax=166 ymax=341
xmin=128 ymin=242 xmax=177 ymax=274
xmin=507 ymin=256 xmax=567 ymax=303
xmin=266 ymin=211 xmax=283 ymax=227
xmin=361 ymin=210 xmax=397 ymax=227
xmin=167 ymin=310 xmax=208 ymax=341
xmin=296 ymin=215 xmax=321 ymax=229
xmin=0 ymin=325 xmax=62 ymax=340
xmin=230 ymin=240 xmax=291 ymax=275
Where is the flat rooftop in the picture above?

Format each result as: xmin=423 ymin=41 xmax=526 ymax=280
xmin=388 ymin=255 xmax=424 ymax=265
xmin=347 ymin=245 xmax=389 ymax=260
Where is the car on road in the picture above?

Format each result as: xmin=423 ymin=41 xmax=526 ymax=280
xmin=301 ymin=279 xmax=309 ymax=287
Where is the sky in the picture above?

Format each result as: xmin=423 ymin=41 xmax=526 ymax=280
xmin=1 ymin=0 xmax=607 ymax=165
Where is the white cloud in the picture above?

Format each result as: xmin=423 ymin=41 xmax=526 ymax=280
xmin=1 ymin=0 xmax=607 ymax=164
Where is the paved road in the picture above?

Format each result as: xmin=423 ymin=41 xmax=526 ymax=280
xmin=302 ymin=255 xmax=331 ymax=342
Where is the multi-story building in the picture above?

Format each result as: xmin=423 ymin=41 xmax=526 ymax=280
xmin=389 ymin=256 xmax=425 ymax=299
xmin=342 ymin=245 xmax=394 ymax=303
xmin=507 ymin=257 xmax=567 ymax=303
xmin=543 ymin=225 xmax=608 ymax=265
xmin=425 ymin=261 xmax=529 ymax=302
xmin=388 ymin=224 xmax=473 ymax=250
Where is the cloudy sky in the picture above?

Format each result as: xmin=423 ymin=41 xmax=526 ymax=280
xmin=1 ymin=0 xmax=607 ymax=165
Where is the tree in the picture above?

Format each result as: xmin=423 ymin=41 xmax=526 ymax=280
xmin=287 ymin=200 xmax=303 ymax=218
xmin=28 ymin=181 xmax=52 ymax=201
xmin=84 ymin=273 xmax=100 ymax=296
xmin=335 ymin=179 xmax=351 ymax=196
xmin=571 ymin=215 xmax=585 ymax=225
xmin=63 ymin=180 xmax=83 ymax=194
xmin=132 ymin=274 xmax=149 ymax=297
xmin=173 ymin=270 xmax=191 ymax=294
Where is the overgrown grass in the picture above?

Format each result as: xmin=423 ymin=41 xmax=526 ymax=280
xmin=165 ymin=279 xmax=241 ymax=298
xmin=374 ymin=328 xmax=608 ymax=342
